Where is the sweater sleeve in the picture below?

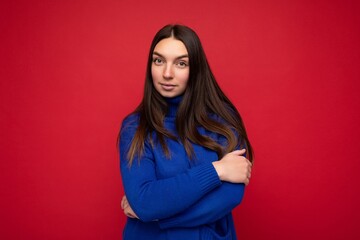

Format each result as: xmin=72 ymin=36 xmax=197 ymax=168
xmin=119 ymin=116 xmax=222 ymax=222
xmin=157 ymin=128 xmax=248 ymax=229
xmin=158 ymin=182 xmax=245 ymax=229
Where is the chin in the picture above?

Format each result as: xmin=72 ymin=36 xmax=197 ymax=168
xmin=161 ymin=93 xmax=177 ymax=98
xmin=158 ymin=91 xmax=178 ymax=98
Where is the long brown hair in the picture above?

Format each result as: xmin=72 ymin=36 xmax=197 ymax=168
xmin=122 ymin=24 xmax=253 ymax=165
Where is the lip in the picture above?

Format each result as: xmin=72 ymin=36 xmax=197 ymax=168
xmin=160 ymin=83 xmax=176 ymax=91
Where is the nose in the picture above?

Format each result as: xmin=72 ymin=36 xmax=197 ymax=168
xmin=163 ymin=64 xmax=173 ymax=80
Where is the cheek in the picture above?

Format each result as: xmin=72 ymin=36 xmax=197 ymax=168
xmin=151 ymin=67 xmax=161 ymax=86
xmin=179 ymin=70 xmax=190 ymax=86
xmin=151 ymin=66 xmax=156 ymax=80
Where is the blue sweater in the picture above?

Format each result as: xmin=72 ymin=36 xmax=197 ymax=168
xmin=119 ymin=96 xmax=245 ymax=240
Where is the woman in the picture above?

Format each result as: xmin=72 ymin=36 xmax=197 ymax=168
xmin=119 ymin=24 xmax=253 ymax=240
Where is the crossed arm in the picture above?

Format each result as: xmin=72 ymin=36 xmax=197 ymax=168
xmin=120 ymin=149 xmax=251 ymax=226
xmin=119 ymin=117 xmax=252 ymax=225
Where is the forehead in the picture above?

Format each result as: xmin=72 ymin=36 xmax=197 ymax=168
xmin=153 ymin=37 xmax=188 ymax=58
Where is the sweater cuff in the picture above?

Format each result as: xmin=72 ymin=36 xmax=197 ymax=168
xmin=191 ymin=163 xmax=222 ymax=195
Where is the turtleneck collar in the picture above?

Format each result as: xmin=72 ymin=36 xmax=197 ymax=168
xmin=165 ymin=95 xmax=183 ymax=117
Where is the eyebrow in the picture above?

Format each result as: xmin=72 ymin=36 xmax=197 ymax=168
xmin=153 ymin=51 xmax=189 ymax=60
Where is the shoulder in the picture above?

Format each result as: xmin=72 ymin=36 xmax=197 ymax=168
xmin=121 ymin=113 xmax=140 ymax=127
xmin=120 ymin=113 xmax=140 ymax=137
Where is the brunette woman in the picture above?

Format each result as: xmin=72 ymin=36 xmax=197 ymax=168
xmin=119 ymin=24 xmax=253 ymax=240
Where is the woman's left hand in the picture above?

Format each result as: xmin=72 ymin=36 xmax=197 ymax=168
xmin=121 ymin=195 xmax=139 ymax=219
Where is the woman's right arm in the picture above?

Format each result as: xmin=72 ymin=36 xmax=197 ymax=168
xmin=156 ymin=150 xmax=251 ymax=229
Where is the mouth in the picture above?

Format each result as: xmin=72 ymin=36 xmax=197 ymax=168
xmin=160 ymin=83 xmax=176 ymax=86
xmin=160 ymin=83 xmax=176 ymax=91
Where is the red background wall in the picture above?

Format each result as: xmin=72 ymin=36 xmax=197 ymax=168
xmin=1 ymin=0 xmax=360 ymax=239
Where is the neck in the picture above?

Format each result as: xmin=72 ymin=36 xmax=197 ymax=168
xmin=165 ymin=95 xmax=183 ymax=117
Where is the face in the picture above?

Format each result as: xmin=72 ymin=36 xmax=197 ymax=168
xmin=151 ymin=37 xmax=190 ymax=98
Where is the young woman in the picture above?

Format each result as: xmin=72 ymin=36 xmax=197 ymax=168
xmin=118 ymin=24 xmax=253 ymax=240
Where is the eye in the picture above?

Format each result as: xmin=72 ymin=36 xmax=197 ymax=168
xmin=176 ymin=61 xmax=188 ymax=68
xmin=153 ymin=58 xmax=164 ymax=65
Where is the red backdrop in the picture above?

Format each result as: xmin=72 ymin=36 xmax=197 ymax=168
xmin=1 ymin=0 xmax=360 ymax=239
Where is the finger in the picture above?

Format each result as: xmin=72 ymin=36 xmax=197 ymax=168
xmin=121 ymin=196 xmax=129 ymax=209
xmin=123 ymin=201 xmax=129 ymax=210
xmin=124 ymin=207 xmax=130 ymax=217
xmin=121 ymin=196 xmax=125 ymax=209
xmin=124 ymin=207 xmax=136 ymax=219
xmin=246 ymin=159 xmax=252 ymax=167
xmin=124 ymin=209 xmax=133 ymax=218
xmin=244 ymin=178 xmax=249 ymax=186
xmin=232 ymin=149 xmax=246 ymax=155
